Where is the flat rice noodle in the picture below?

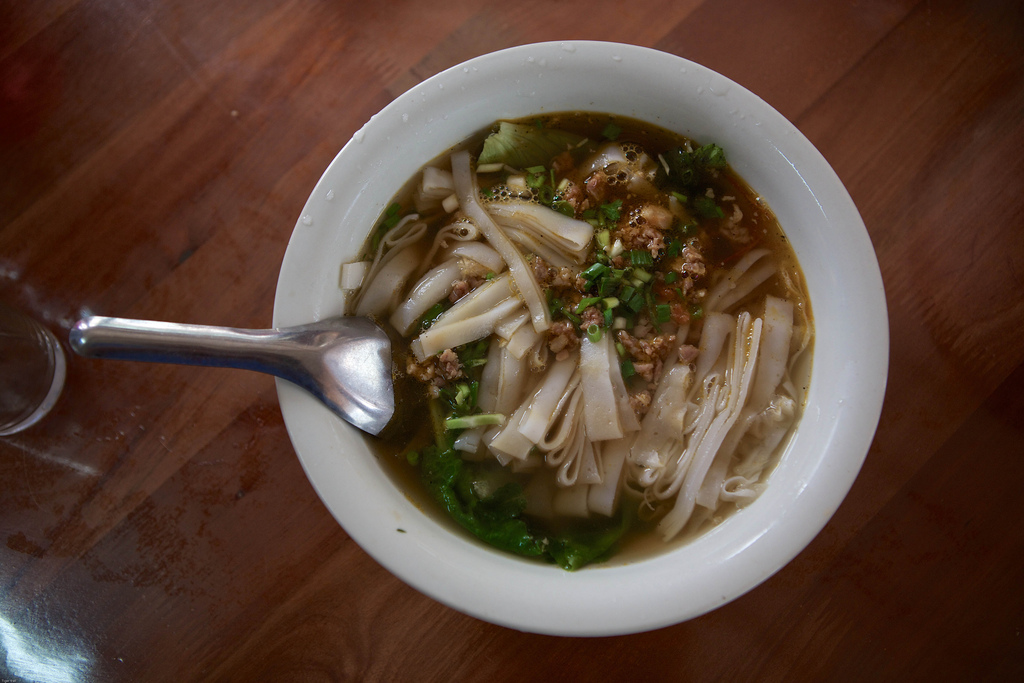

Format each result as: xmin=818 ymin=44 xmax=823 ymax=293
xmin=650 ymin=379 xmax=719 ymax=498
xmin=503 ymin=227 xmax=575 ymax=268
xmin=476 ymin=338 xmax=504 ymax=413
xmin=579 ymin=334 xmax=623 ymax=441
xmin=487 ymin=401 xmax=534 ymax=461
xmin=577 ymin=438 xmax=601 ymax=485
xmin=410 ymin=271 xmax=514 ymax=358
xmin=450 ymin=242 xmax=504 ymax=274
xmin=339 ymin=261 xmax=369 ymax=291
xmin=720 ymin=475 xmax=762 ymax=504
xmin=417 ymin=220 xmax=480 ymax=276
xmin=552 ymin=482 xmax=590 ymax=518
xmin=517 ymin=354 xmax=578 ymax=444
xmin=537 ymin=374 xmax=583 ymax=453
xmin=488 ymin=200 xmax=594 ymax=265
xmin=607 ymin=335 xmax=641 ymax=433
xmin=552 ymin=414 xmax=588 ymax=486
xmin=495 ymin=347 xmax=529 ymax=415
xmin=413 ymin=296 xmax=521 ymax=360
xmin=415 ymin=166 xmax=454 ymax=213
xmin=361 ymin=215 xmax=426 ymax=285
xmin=698 ymin=296 xmax=794 ymax=505
xmin=454 ymin=426 xmax=485 ymax=456
xmin=712 ymin=260 xmax=776 ymax=312
xmin=659 ymin=315 xmax=762 ymax=541
xmin=704 ymin=248 xmax=771 ymax=312
xmin=589 ymin=437 xmax=630 ymax=516
xmin=691 ymin=313 xmax=734 ymax=395
xmin=747 ymin=295 xmax=794 ymax=412
xmin=389 ymin=258 xmax=463 ymax=336
xmin=734 ymin=396 xmax=796 ymax=478
xmin=506 ymin=322 xmax=540 ymax=359
xmin=629 ymin=363 xmax=692 ymax=472
xmin=494 ymin=310 xmax=529 ymax=340
xmin=354 ymin=247 xmax=421 ymax=318
xmin=451 ymin=150 xmax=551 ymax=332
xmin=431 ymin=271 xmax=512 ymax=323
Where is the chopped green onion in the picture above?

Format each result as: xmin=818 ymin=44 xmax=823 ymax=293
xmin=621 ymin=359 xmax=636 ymax=379
xmin=655 ymin=304 xmax=672 ymax=324
xmin=444 ymin=414 xmax=506 ymax=430
xmin=597 ymin=277 xmax=618 ymax=297
xmin=406 ymin=450 xmax=420 ymax=466
xmin=620 ymin=285 xmax=636 ymax=302
xmin=586 ymin=324 xmax=602 ymax=343
xmin=690 ymin=305 xmax=704 ymax=320
xmin=596 ymin=229 xmax=611 ymax=248
xmin=664 ymin=271 xmax=678 ymax=284
xmin=454 ymin=384 xmax=471 ymax=406
xmin=629 ymin=250 xmax=653 ymax=267
xmin=576 ymin=297 xmax=602 ymax=313
xmin=552 ymin=200 xmax=575 ymax=217
xmin=582 ymin=263 xmax=610 ymax=280
xmin=632 ymin=268 xmax=653 ymax=283
xmin=602 ymin=122 xmax=622 ymax=140
xmin=602 ymin=297 xmax=620 ymax=309
xmin=680 ymin=221 xmax=699 ymax=237
xmin=615 ymin=341 xmax=626 ymax=357
xmin=613 ymin=317 xmax=628 ymax=330
xmin=603 ymin=308 xmax=613 ymax=328
xmin=525 ymin=165 xmax=546 ymax=174
xmin=671 ymin=191 xmax=688 ymax=203
xmin=666 ymin=239 xmax=683 ymax=257
xmin=485 ymin=271 xmax=496 ymax=280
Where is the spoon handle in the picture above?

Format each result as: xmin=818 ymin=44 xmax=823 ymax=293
xmin=69 ymin=316 xmax=299 ymax=377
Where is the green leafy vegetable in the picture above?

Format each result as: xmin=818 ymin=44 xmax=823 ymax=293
xmin=660 ymin=142 xmax=727 ymax=189
xmin=410 ymin=400 xmax=630 ymax=570
xmin=693 ymin=195 xmax=724 ymax=219
xmin=601 ymin=122 xmax=622 ymax=141
xmin=478 ymin=121 xmax=585 ymax=168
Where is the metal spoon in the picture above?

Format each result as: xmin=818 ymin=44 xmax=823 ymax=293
xmin=69 ymin=315 xmax=397 ymax=436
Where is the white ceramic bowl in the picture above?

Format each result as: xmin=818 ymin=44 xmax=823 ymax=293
xmin=273 ymin=41 xmax=888 ymax=636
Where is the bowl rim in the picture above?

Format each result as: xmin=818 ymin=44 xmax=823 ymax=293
xmin=273 ymin=40 xmax=889 ymax=636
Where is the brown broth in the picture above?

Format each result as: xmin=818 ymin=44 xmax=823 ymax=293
xmin=359 ymin=113 xmax=813 ymax=567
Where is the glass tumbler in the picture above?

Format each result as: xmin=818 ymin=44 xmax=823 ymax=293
xmin=0 ymin=301 xmax=66 ymax=435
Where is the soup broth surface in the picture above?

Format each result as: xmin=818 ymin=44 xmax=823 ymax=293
xmin=346 ymin=113 xmax=813 ymax=569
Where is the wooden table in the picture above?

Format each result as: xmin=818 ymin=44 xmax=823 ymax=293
xmin=3 ymin=1 xmax=1022 ymax=680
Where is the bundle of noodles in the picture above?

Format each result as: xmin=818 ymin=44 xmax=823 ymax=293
xmin=450 ymin=149 xmax=551 ymax=333
xmin=630 ymin=292 xmax=799 ymax=541
xmin=346 ymin=214 xmax=429 ymax=318
xmin=410 ymin=271 xmax=524 ymax=360
xmin=487 ymin=199 xmax=594 ymax=266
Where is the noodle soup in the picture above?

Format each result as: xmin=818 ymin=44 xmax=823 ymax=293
xmin=342 ymin=113 xmax=812 ymax=569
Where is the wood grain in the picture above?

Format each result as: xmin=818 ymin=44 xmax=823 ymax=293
xmin=2 ymin=0 xmax=1023 ymax=680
